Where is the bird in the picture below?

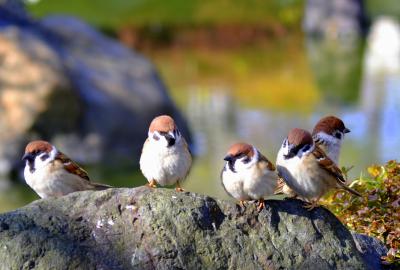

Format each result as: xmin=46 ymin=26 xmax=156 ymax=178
xmin=276 ymin=128 xmax=361 ymax=210
xmin=221 ymin=142 xmax=278 ymax=211
xmin=312 ymin=115 xmax=350 ymax=164
xmin=275 ymin=115 xmax=351 ymax=196
xmin=22 ymin=140 xmax=111 ymax=198
xmin=139 ymin=115 xmax=192 ymax=192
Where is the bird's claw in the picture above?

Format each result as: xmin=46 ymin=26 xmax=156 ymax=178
xmin=147 ymin=180 xmax=157 ymax=188
xmin=237 ymin=200 xmax=247 ymax=210
xmin=303 ymin=201 xmax=319 ymax=211
xmin=175 ymin=182 xmax=184 ymax=192
xmin=257 ymin=199 xmax=265 ymax=212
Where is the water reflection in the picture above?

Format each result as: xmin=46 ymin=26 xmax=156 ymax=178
xmin=361 ymin=17 xmax=400 ymax=162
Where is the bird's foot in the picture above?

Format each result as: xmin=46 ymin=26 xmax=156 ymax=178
xmin=147 ymin=180 xmax=157 ymax=188
xmin=257 ymin=199 xmax=265 ymax=212
xmin=303 ymin=200 xmax=319 ymax=211
xmin=238 ymin=200 xmax=247 ymax=209
xmin=175 ymin=182 xmax=184 ymax=192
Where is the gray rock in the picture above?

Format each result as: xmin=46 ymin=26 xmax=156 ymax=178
xmin=0 ymin=2 xmax=190 ymax=176
xmin=352 ymin=232 xmax=388 ymax=270
xmin=0 ymin=188 xmax=369 ymax=269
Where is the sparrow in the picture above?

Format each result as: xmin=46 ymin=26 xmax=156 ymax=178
xmin=275 ymin=115 xmax=351 ymax=196
xmin=276 ymin=128 xmax=361 ymax=210
xmin=22 ymin=140 xmax=111 ymax=198
xmin=221 ymin=142 xmax=278 ymax=211
xmin=312 ymin=115 xmax=350 ymax=164
xmin=139 ymin=115 xmax=192 ymax=192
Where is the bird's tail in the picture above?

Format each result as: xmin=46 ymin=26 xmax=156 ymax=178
xmin=91 ymin=182 xmax=113 ymax=190
xmin=339 ymin=183 xmax=362 ymax=197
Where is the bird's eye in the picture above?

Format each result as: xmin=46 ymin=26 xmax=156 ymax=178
xmin=153 ymin=134 xmax=160 ymax=141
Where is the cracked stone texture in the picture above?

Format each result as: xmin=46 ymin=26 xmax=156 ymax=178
xmin=0 ymin=187 xmax=368 ymax=270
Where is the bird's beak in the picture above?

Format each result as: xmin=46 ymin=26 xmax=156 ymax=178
xmin=22 ymin=153 xmax=34 ymax=161
xmin=165 ymin=133 xmax=176 ymax=147
xmin=224 ymin=155 xmax=236 ymax=172
xmin=343 ymin=128 xmax=351 ymax=133
xmin=224 ymin=155 xmax=233 ymax=162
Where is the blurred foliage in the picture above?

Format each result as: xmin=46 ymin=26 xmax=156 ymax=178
xmin=367 ymin=0 xmax=400 ymax=20
xmin=306 ymin=38 xmax=365 ymax=105
xmin=0 ymin=182 xmax=38 ymax=213
xmin=27 ymin=0 xmax=303 ymax=29
xmin=326 ymin=161 xmax=400 ymax=266
xmin=151 ymin=35 xmax=320 ymax=113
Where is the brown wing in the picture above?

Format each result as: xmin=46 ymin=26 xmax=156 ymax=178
xmin=55 ymin=151 xmax=91 ymax=182
xmin=274 ymin=177 xmax=286 ymax=194
xmin=312 ymin=146 xmax=345 ymax=184
xmin=313 ymin=136 xmax=329 ymax=155
xmin=258 ymin=152 xmax=276 ymax=171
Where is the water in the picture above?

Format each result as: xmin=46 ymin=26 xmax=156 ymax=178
xmin=1 ymin=22 xmax=399 ymax=213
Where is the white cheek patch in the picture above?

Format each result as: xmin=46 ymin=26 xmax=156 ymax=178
xmin=234 ymin=158 xmax=246 ymax=172
xmin=282 ymin=144 xmax=290 ymax=157
xmin=149 ymin=131 xmax=169 ymax=147
xmin=316 ymin=132 xmax=342 ymax=144
xmin=235 ymin=148 xmax=258 ymax=172
xmin=34 ymin=147 xmax=57 ymax=170
xmin=149 ymin=130 xmax=181 ymax=147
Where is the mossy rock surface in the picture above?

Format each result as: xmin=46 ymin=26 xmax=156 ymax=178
xmin=0 ymin=187 xmax=368 ymax=269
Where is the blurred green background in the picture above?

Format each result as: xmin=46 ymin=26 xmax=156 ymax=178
xmin=1 ymin=0 xmax=399 ymax=212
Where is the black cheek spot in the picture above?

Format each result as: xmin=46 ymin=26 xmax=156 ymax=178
xmin=40 ymin=154 xmax=49 ymax=161
xmin=243 ymin=157 xmax=251 ymax=164
xmin=228 ymin=161 xmax=236 ymax=173
xmin=153 ymin=134 xmax=160 ymax=141
xmin=302 ymin=145 xmax=310 ymax=152
xmin=28 ymin=161 xmax=35 ymax=173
